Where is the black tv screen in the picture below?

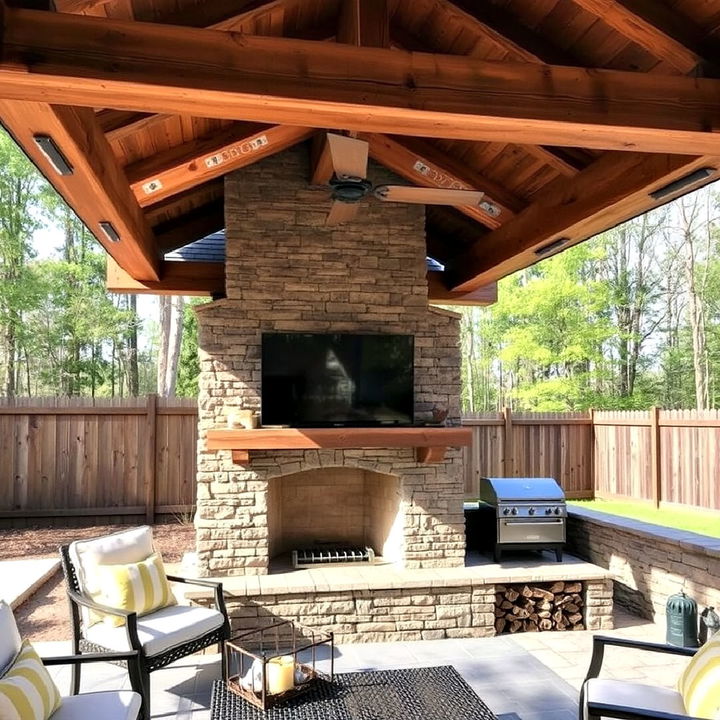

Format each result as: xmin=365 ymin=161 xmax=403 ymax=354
xmin=261 ymin=333 xmax=414 ymax=427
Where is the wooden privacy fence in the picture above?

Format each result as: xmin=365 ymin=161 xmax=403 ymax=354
xmin=0 ymin=396 xmax=197 ymax=526
xmin=593 ymin=409 xmax=720 ymax=511
xmin=2 ymin=400 xmax=720 ymax=525
xmin=461 ymin=410 xmax=594 ymax=500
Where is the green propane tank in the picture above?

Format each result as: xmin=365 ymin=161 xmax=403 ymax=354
xmin=666 ymin=591 xmax=699 ymax=648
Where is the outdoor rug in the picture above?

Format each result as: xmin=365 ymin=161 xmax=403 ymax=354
xmin=210 ymin=666 xmax=498 ymax=720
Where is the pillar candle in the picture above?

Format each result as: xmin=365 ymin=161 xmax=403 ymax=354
xmin=266 ymin=655 xmax=295 ymax=694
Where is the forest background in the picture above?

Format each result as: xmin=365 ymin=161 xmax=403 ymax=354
xmin=1 ymin=129 xmax=718 ymax=411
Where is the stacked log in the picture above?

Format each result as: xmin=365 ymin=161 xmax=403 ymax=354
xmin=494 ymin=581 xmax=584 ymax=634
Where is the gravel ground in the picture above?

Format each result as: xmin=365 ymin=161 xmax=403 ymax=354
xmin=0 ymin=523 xmax=196 ymax=641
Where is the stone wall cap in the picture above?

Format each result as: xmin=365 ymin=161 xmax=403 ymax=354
xmin=569 ymin=506 xmax=720 ymax=558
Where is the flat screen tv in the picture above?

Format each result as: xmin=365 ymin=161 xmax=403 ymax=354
xmin=261 ymin=333 xmax=414 ymax=427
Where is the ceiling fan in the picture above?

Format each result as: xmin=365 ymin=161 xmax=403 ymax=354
xmin=320 ymin=133 xmax=485 ymax=225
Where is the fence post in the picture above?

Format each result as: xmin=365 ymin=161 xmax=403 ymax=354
xmin=588 ymin=408 xmax=595 ymax=499
xmin=145 ymin=394 xmax=157 ymax=524
xmin=650 ymin=406 xmax=661 ymax=508
xmin=502 ymin=406 xmax=513 ymax=476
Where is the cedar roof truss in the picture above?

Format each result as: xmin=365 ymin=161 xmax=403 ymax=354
xmin=1 ymin=0 xmax=720 ymax=304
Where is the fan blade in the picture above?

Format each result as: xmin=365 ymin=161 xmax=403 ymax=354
xmin=326 ymin=201 xmax=361 ymax=225
xmin=327 ymin=133 xmax=369 ymax=179
xmin=374 ymin=185 xmax=484 ymax=206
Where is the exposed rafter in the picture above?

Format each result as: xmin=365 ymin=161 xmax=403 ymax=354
xmin=153 ymin=199 xmax=225 ymax=253
xmin=96 ymin=110 xmax=173 ymax=143
xmin=144 ymin=179 xmax=224 ymax=226
xmin=568 ymin=0 xmax=705 ymax=75
xmin=443 ymin=0 xmax=579 ymax=66
xmin=53 ymin=0 xmax=112 ymax=10
xmin=446 ymin=153 xmax=719 ymax=292
xmin=125 ymin=124 xmax=313 ymax=206
xmin=337 ymin=0 xmax=389 ymax=48
xmin=135 ymin=0 xmax=280 ymax=29
xmin=3 ymin=11 xmax=720 ymax=154
xmin=0 ymin=99 xmax=161 ymax=280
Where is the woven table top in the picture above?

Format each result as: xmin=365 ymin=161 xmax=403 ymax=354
xmin=210 ymin=666 xmax=498 ymax=720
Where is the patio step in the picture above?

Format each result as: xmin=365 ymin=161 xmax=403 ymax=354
xmin=0 ymin=558 xmax=60 ymax=609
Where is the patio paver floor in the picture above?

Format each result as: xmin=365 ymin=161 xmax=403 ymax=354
xmin=35 ymin=607 xmax=687 ymax=720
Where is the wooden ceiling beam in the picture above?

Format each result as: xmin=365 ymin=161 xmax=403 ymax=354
xmin=153 ymin=198 xmax=225 ymax=253
xmin=126 ymin=123 xmax=313 ymax=206
xmin=0 ymin=99 xmax=160 ymax=280
xmin=144 ymin=179 xmax=224 ymax=226
xmin=96 ymin=109 xmax=173 ymax=143
xmin=136 ymin=0 xmax=280 ymax=29
xmin=363 ymin=133 xmax=524 ymax=230
xmin=446 ymin=153 xmax=719 ymax=292
xmin=337 ymin=0 xmax=389 ymax=48
xmin=54 ymin=0 xmax=112 ymax=11
xmin=569 ymin=0 xmax=705 ymax=75
xmin=443 ymin=0 xmax=579 ymax=66
xmin=4 ymin=11 xmax=720 ymax=154
xmin=107 ymin=257 xmax=223 ymax=296
xmin=427 ymin=272 xmax=496 ymax=306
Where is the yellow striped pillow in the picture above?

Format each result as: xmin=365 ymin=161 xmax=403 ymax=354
xmin=678 ymin=633 xmax=720 ymax=719
xmin=96 ymin=552 xmax=176 ymax=627
xmin=0 ymin=640 xmax=61 ymax=720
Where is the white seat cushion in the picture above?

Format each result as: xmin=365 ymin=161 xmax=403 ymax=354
xmin=50 ymin=691 xmax=141 ymax=720
xmin=0 ymin=601 xmax=22 ymax=674
xmin=84 ymin=604 xmax=224 ymax=657
xmin=584 ymin=678 xmax=687 ymax=720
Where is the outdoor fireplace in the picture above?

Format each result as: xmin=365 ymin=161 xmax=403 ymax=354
xmin=194 ymin=146 xmax=466 ymax=577
xmin=266 ymin=467 xmax=403 ymax=566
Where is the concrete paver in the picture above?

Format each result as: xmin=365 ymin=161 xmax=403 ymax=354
xmin=33 ymin=606 xmax=692 ymax=720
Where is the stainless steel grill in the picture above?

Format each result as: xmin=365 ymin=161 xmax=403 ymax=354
xmin=479 ymin=477 xmax=566 ymax=563
xmin=292 ymin=546 xmax=376 ymax=569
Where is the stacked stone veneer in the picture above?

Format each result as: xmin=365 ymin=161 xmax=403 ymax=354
xmin=568 ymin=508 xmax=720 ymax=621
xmin=196 ymin=577 xmax=612 ymax=642
xmin=195 ymin=146 xmax=464 ymax=577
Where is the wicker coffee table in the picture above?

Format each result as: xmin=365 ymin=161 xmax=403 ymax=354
xmin=210 ymin=666 xmax=498 ymax=720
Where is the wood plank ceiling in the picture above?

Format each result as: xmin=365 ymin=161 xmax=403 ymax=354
xmin=1 ymin=0 xmax=720 ymax=302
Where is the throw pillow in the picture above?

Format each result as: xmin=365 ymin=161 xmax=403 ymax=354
xmin=0 ymin=640 xmax=61 ymax=720
xmin=678 ymin=632 xmax=720 ymax=719
xmin=96 ymin=552 xmax=176 ymax=627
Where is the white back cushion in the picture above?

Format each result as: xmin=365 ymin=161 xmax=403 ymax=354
xmin=0 ymin=601 xmax=22 ymax=675
xmin=69 ymin=526 xmax=154 ymax=598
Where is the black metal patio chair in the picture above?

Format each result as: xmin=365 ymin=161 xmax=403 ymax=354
xmin=59 ymin=526 xmax=231 ymax=720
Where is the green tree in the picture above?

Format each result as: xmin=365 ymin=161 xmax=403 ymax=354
xmin=0 ymin=131 xmax=47 ymax=396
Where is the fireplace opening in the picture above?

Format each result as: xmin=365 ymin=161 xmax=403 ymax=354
xmin=266 ymin=467 xmax=402 ymax=568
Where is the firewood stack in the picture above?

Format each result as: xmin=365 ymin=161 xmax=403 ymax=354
xmin=494 ymin=581 xmax=584 ymax=634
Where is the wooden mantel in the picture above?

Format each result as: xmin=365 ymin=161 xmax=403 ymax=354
xmin=206 ymin=426 xmax=472 ymax=464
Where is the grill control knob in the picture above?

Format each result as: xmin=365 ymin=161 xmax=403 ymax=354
xmin=511 ymin=507 xmax=518 ymax=516
xmin=545 ymin=508 xmax=553 ymax=515
xmin=528 ymin=507 xmax=536 ymax=515
xmin=554 ymin=507 xmax=561 ymax=515
xmin=503 ymin=508 xmax=510 ymax=515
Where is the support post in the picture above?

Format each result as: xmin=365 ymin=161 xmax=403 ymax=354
xmin=502 ymin=406 xmax=513 ymax=477
xmin=145 ymin=393 xmax=157 ymax=523
xmin=650 ymin=406 xmax=661 ymax=508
